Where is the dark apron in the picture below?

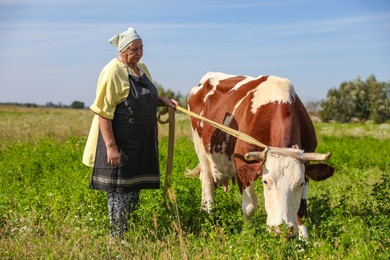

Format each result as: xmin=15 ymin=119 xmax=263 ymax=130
xmin=90 ymin=73 xmax=160 ymax=192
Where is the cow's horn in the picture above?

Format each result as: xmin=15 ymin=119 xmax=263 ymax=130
xmin=303 ymin=152 xmax=331 ymax=161
xmin=244 ymin=151 xmax=266 ymax=161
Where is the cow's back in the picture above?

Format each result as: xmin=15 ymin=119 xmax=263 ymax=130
xmin=188 ymin=72 xmax=317 ymax=155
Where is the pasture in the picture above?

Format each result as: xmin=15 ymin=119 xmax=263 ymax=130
xmin=0 ymin=105 xmax=389 ymax=259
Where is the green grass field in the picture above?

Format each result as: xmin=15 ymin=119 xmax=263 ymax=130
xmin=0 ymin=106 xmax=389 ymax=259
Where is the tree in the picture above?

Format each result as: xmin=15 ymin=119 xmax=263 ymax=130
xmin=367 ymin=75 xmax=390 ymax=123
xmin=71 ymin=101 xmax=85 ymax=109
xmin=319 ymin=75 xmax=389 ymax=123
xmin=320 ymin=87 xmax=353 ymax=123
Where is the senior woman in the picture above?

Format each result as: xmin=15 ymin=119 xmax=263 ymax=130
xmin=83 ymin=27 xmax=177 ymax=243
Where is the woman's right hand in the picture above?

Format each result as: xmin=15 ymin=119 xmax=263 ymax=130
xmin=107 ymin=146 xmax=121 ymax=167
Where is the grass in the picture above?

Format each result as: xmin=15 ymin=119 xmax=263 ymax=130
xmin=0 ymin=106 xmax=389 ymax=259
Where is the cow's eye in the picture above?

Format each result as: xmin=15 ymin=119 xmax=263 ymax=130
xmin=300 ymin=182 xmax=305 ymax=187
xmin=263 ymin=180 xmax=268 ymax=185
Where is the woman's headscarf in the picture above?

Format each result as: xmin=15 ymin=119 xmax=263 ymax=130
xmin=109 ymin=27 xmax=141 ymax=52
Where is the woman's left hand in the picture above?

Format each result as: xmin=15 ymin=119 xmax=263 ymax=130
xmin=158 ymin=96 xmax=178 ymax=108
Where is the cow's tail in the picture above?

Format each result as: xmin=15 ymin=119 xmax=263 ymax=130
xmin=185 ymin=164 xmax=201 ymax=178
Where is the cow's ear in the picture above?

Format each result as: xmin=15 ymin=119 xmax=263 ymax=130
xmin=305 ymin=163 xmax=334 ymax=181
xmin=237 ymin=163 xmax=263 ymax=187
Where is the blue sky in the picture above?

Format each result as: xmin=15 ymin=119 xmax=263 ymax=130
xmin=0 ymin=0 xmax=389 ymax=106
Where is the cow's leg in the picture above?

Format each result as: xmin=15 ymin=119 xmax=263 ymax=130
xmin=298 ymin=180 xmax=309 ymax=239
xmin=192 ymin=131 xmax=215 ymax=213
xmin=298 ymin=216 xmax=309 ymax=239
xmin=199 ymin=160 xmax=215 ymax=213
xmin=241 ymin=182 xmax=258 ymax=221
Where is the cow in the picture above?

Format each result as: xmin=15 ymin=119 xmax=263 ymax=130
xmin=187 ymin=72 xmax=334 ymax=238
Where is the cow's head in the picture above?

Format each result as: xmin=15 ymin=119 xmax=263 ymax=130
xmin=245 ymin=147 xmax=334 ymax=237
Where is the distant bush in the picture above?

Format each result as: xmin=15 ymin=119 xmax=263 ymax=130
xmin=71 ymin=101 xmax=85 ymax=109
xmin=319 ymin=75 xmax=390 ymax=123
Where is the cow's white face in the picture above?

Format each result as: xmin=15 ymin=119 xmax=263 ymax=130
xmin=262 ymin=151 xmax=305 ymax=236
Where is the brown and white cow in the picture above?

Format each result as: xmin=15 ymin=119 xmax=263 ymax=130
xmin=187 ymin=72 xmax=334 ymax=238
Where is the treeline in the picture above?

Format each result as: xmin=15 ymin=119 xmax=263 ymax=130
xmin=3 ymin=75 xmax=389 ymax=123
xmin=0 ymin=101 xmax=86 ymax=109
xmin=306 ymin=75 xmax=389 ymax=123
xmin=47 ymin=101 xmax=85 ymax=109
xmin=154 ymin=81 xmax=188 ymax=108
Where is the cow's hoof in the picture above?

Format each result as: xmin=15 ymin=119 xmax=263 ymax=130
xmin=298 ymin=225 xmax=309 ymax=241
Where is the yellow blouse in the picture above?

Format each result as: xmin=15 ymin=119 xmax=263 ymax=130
xmin=82 ymin=58 xmax=152 ymax=167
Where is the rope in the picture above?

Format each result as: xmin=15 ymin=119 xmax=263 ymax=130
xmin=175 ymin=105 xmax=269 ymax=149
xmin=157 ymin=107 xmax=175 ymax=189
xmin=175 ymin=105 xmax=306 ymax=162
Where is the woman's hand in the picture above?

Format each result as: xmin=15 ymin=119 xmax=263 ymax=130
xmin=98 ymin=116 xmax=121 ymax=167
xmin=158 ymin=96 xmax=178 ymax=108
xmin=107 ymin=146 xmax=121 ymax=167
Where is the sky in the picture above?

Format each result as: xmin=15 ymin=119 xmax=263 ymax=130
xmin=0 ymin=0 xmax=389 ymax=106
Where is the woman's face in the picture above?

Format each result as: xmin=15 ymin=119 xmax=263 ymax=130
xmin=121 ymin=39 xmax=143 ymax=66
